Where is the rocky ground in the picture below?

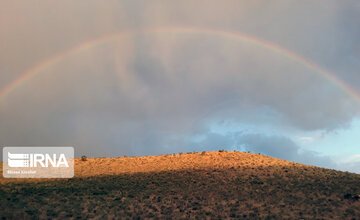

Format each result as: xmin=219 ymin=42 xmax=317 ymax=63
xmin=1 ymin=151 xmax=360 ymax=219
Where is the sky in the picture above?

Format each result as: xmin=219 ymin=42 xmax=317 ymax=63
xmin=1 ymin=1 xmax=360 ymax=173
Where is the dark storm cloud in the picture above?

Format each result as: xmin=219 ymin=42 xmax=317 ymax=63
xmin=237 ymin=134 xmax=336 ymax=169
xmin=0 ymin=0 xmax=359 ymax=171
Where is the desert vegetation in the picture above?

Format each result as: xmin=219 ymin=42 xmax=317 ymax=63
xmin=1 ymin=151 xmax=360 ymax=219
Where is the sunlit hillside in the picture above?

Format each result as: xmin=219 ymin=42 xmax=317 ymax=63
xmin=1 ymin=151 xmax=360 ymax=219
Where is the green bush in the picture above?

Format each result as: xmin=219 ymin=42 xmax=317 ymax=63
xmin=81 ymin=155 xmax=87 ymax=161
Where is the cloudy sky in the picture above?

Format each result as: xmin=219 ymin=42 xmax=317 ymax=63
xmin=1 ymin=1 xmax=360 ymax=172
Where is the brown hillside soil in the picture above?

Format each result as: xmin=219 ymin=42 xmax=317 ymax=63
xmin=1 ymin=151 xmax=360 ymax=219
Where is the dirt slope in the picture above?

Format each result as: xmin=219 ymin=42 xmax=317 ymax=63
xmin=1 ymin=151 xmax=360 ymax=219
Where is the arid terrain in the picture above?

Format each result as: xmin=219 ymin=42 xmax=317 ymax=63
xmin=1 ymin=150 xmax=360 ymax=219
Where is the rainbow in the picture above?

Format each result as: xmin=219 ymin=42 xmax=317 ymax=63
xmin=1 ymin=26 xmax=359 ymax=102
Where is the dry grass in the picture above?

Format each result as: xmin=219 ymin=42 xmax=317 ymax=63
xmin=1 ymin=151 xmax=360 ymax=219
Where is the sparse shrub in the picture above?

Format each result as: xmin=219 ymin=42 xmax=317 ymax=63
xmin=146 ymin=212 xmax=155 ymax=218
xmin=219 ymin=149 xmax=225 ymax=153
xmin=344 ymin=193 xmax=360 ymax=201
xmin=81 ymin=155 xmax=87 ymax=161
xmin=123 ymin=155 xmax=127 ymax=158
xmin=46 ymin=209 xmax=58 ymax=217
xmin=25 ymin=209 xmax=38 ymax=215
xmin=345 ymin=208 xmax=355 ymax=216
xmin=201 ymin=151 xmax=206 ymax=155
xmin=344 ymin=193 xmax=352 ymax=199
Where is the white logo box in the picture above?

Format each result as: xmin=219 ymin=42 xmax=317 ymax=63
xmin=3 ymin=147 xmax=74 ymax=178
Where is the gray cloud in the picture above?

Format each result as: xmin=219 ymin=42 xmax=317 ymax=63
xmin=0 ymin=1 xmax=359 ymax=171
xmin=237 ymin=133 xmax=336 ymax=169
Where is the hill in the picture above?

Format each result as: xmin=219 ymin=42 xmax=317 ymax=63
xmin=1 ymin=151 xmax=360 ymax=219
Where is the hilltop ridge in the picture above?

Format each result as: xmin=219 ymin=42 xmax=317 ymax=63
xmin=75 ymin=151 xmax=308 ymax=177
